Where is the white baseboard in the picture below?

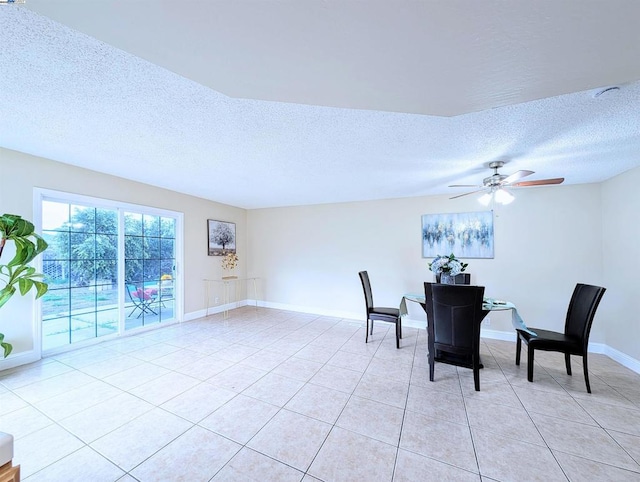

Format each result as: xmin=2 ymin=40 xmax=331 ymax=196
xmin=401 ymin=317 xmax=425 ymax=330
xmin=255 ymin=299 xmax=363 ymax=321
xmin=0 ymin=349 xmax=41 ymax=372
xmin=9 ymin=300 xmax=635 ymax=376
xmin=481 ymin=328 xmax=517 ymax=342
xmin=185 ymin=300 xmax=253 ymax=321
xmin=602 ymin=344 xmax=640 ymax=374
xmin=184 ymin=308 xmax=208 ymax=322
xmin=242 ymin=300 xmax=640 ymax=375
xmin=587 ymin=342 xmax=606 ymax=354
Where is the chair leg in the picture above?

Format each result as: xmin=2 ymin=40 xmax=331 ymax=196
xmin=515 ymin=336 xmax=521 ymax=365
xmin=428 ymin=341 xmax=435 ymax=382
xmin=527 ymin=346 xmax=535 ymax=382
xmin=583 ymin=354 xmax=592 ymax=394
xmin=370 ymin=320 xmax=374 ymax=336
xmin=565 ymin=353 xmax=572 ymax=376
xmin=398 ymin=318 xmax=403 ymax=339
xmin=395 ymin=323 xmax=400 ymax=349
xmin=365 ymin=318 xmax=369 ymax=344
xmin=473 ymin=356 xmax=480 ymax=391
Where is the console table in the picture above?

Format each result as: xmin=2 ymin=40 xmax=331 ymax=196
xmin=203 ymin=277 xmax=260 ymax=318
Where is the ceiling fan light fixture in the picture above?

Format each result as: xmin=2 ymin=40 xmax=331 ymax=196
xmin=478 ymin=192 xmax=493 ymax=206
xmin=495 ymin=188 xmax=514 ymax=205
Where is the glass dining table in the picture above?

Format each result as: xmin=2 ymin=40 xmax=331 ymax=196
xmin=400 ymin=292 xmax=535 ymax=369
xmin=400 ymin=293 xmax=536 ymax=336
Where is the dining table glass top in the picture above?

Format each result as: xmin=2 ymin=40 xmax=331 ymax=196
xmin=400 ymin=293 xmax=536 ymax=336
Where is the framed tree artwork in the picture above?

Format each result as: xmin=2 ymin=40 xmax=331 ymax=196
xmin=207 ymin=219 xmax=236 ymax=256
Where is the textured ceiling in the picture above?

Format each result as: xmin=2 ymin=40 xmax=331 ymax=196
xmin=1 ymin=2 xmax=640 ymax=209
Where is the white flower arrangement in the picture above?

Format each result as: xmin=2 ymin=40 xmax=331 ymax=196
xmin=221 ymin=252 xmax=238 ymax=270
xmin=428 ymin=253 xmax=468 ymax=276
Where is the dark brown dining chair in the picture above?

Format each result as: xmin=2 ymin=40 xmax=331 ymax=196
xmin=358 ymin=271 xmax=402 ymax=348
xmin=515 ymin=283 xmax=606 ymax=393
xmin=424 ymin=282 xmax=486 ymax=391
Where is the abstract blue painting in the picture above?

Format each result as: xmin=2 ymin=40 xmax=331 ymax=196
xmin=422 ymin=211 xmax=494 ymax=259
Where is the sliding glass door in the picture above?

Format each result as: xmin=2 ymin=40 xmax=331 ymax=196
xmin=124 ymin=212 xmax=176 ymax=330
xmin=40 ymin=193 xmax=180 ymax=352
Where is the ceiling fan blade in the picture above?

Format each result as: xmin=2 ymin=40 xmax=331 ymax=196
xmin=501 ymin=170 xmax=534 ymax=185
xmin=448 ymin=184 xmax=481 ymax=188
xmin=450 ymin=189 xmax=485 ymax=200
xmin=511 ymin=177 xmax=565 ymax=187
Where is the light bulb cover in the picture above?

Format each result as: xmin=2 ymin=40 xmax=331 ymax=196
xmin=478 ymin=192 xmax=492 ymax=206
xmin=495 ymin=188 xmax=514 ymax=205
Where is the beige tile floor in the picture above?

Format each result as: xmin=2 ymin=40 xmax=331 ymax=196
xmin=1 ymin=306 xmax=640 ymax=481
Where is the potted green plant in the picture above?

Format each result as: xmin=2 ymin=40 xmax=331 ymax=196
xmin=0 ymin=214 xmax=48 ymax=358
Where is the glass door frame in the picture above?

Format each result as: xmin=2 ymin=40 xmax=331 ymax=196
xmin=34 ymin=188 xmax=184 ymax=356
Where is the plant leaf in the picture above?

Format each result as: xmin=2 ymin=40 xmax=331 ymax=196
xmin=0 ymin=285 xmax=16 ymax=309
xmin=0 ymin=332 xmax=13 ymax=358
xmin=18 ymin=277 xmax=34 ymax=296
xmin=33 ymin=280 xmax=49 ymax=298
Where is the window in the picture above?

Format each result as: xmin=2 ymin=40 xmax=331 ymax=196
xmin=124 ymin=211 xmax=176 ymax=330
xmin=38 ymin=191 xmax=182 ymax=352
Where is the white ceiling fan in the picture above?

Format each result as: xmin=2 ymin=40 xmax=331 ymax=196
xmin=449 ymin=161 xmax=564 ymax=205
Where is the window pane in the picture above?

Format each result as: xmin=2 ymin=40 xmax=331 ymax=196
xmin=125 ymin=212 xmax=143 ymax=235
xmin=70 ymin=260 xmax=95 ymax=287
xmin=95 ymin=208 xmax=118 ymax=234
xmin=70 ymin=205 xmax=95 ymax=233
xmin=95 ymin=284 xmax=117 ymax=308
xmin=161 ymin=217 xmax=175 ymax=238
xmin=71 ymin=311 xmax=96 ymax=343
xmin=96 ymin=234 xmax=118 ymax=261
xmin=70 ymin=233 xmax=95 ymax=259
xmin=42 ymin=316 xmax=71 ymax=350
xmin=125 ymin=235 xmax=143 ymax=259
xmin=42 ymin=201 xmax=69 ymax=231
xmin=125 ymin=259 xmax=143 ymax=283
xmin=143 ymin=215 xmax=160 ymax=237
xmin=143 ymin=260 xmax=161 ymax=281
xmin=97 ymin=259 xmax=117 ymax=285
xmin=42 ymin=288 xmax=70 ymax=319
xmin=43 ymin=231 xmax=69 ymax=261
xmin=97 ymin=308 xmax=119 ymax=337
xmin=144 ymin=237 xmax=160 ymax=259
xmin=161 ymin=260 xmax=174 ymax=275
xmin=160 ymin=239 xmax=174 ymax=259
xmin=159 ymin=299 xmax=175 ymax=322
xmin=43 ymin=260 xmax=69 ymax=289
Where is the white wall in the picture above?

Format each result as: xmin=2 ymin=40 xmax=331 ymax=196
xmin=601 ymin=166 xmax=640 ymax=361
xmin=3 ymin=146 xmax=636 ymax=369
xmin=0 ymin=148 xmax=246 ymax=364
xmin=248 ymin=183 xmax=605 ymax=341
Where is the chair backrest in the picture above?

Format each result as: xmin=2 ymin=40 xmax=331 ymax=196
xmin=424 ymin=282 xmax=485 ymax=350
xmin=358 ymin=271 xmax=374 ymax=311
xmin=453 ymin=273 xmax=471 ymax=285
xmin=564 ymin=283 xmax=606 ymax=344
xmin=126 ymin=283 xmax=146 ymax=301
xmin=125 ymin=283 xmax=138 ymax=299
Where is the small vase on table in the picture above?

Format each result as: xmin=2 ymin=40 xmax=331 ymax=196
xmin=440 ymin=272 xmax=454 ymax=284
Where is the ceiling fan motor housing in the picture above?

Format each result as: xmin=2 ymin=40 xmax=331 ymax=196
xmin=484 ymin=173 xmax=508 ymax=187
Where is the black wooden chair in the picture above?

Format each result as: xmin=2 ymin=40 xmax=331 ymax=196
xmin=515 ymin=283 xmax=606 ymax=393
xmin=424 ymin=282 xmax=486 ymax=391
xmin=358 ymin=271 xmax=402 ymax=348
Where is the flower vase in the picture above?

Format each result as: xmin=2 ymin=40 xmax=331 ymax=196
xmin=439 ymin=272 xmax=454 ymax=284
